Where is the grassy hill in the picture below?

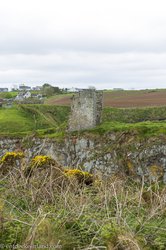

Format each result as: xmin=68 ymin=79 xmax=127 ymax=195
xmin=44 ymin=90 xmax=166 ymax=137
xmin=0 ymin=91 xmax=18 ymax=99
xmin=2 ymin=103 xmax=166 ymax=138
xmin=89 ymin=106 xmax=166 ymax=137
xmin=0 ymin=105 xmax=70 ymax=137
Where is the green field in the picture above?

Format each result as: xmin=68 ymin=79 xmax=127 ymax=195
xmin=89 ymin=121 xmax=166 ymax=138
xmin=103 ymin=106 xmax=166 ymax=123
xmin=77 ymin=106 xmax=166 ymax=137
xmin=1 ymin=104 xmax=166 ymax=137
xmin=0 ymin=91 xmax=18 ymax=99
xmin=0 ymin=105 xmax=70 ymax=137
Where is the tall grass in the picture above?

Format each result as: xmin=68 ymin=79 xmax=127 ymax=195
xmin=0 ymin=105 xmax=70 ymax=136
xmin=103 ymin=106 xmax=166 ymax=123
xmin=0 ymin=159 xmax=165 ymax=249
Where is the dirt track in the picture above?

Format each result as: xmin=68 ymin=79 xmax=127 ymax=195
xmin=47 ymin=90 xmax=166 ymax=108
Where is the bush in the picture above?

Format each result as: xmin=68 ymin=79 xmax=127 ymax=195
xmin=0 ymin=153 xmax=165 ymax=249
xmin=0 ymin=152 xmax=24 ymax=175
xmin=64 ymin=169 xmax=93 ymax=185
xmin=0 ymin=152 xmax=24 ymax=164
xmin=30 ymin=155 xmax=53 ymax=168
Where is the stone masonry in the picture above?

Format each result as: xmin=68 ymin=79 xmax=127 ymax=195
xmin=68 ymin=89 xmax=103 ymax=131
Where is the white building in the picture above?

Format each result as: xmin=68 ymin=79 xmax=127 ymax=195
xmin=15 ymin=91 xmax=31 ymax=101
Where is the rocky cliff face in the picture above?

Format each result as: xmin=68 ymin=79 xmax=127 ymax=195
xmin=1 ymin=132 xmax=166 ymax=183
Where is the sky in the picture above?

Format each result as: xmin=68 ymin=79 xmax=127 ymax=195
xmin=0 ymin=0 xmax=166 ymax=90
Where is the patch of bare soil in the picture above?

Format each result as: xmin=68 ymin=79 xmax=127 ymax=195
xmin=47 ymin=90 xmax=166 ymax=108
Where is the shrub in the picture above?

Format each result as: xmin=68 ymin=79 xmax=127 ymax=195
xmin=0 ymin=152 xmax=24 ymax=175
xmin=64 ymin=169 xmax=93 ymax=185
xmin=0 ymin=152 xmax=24 ymax=164
xmin=30 ymin=155 xmax=53 ymax=168
xmin=24 ymin=155 xmax=61 ymax=180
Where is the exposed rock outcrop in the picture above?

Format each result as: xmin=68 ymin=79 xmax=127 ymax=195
xmin=1 ymin=132 xmax=166 ymax=182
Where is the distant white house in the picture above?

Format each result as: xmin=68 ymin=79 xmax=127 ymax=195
xmin=24 ymin=91 xmax=31 ymax=98
xmin=67 ymin=87 xmax=81 ymax=92
xmin=15 ymin=91 xmax=31 ymax=101
xmin=18 ymin=85 xmax=31 ymax=91
xmin=32 ymin=86 xmax=42 ymax=91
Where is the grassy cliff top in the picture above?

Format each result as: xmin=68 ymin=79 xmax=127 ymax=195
xmin=1 ymin=104 xmax=166 ymax=138
xmin=0 ymin=105 xmax=70 ymax=137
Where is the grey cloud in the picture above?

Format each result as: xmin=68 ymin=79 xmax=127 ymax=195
xmin=1 ymin=50 xmax=166 ymax=90
xmin=1 ymin=32 xmax=166 ymax=55
xmin=1 ymin=0 xmax=166 ymax=90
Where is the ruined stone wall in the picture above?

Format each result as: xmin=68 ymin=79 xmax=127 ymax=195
xmin=94 ymin=91 xmax=103 ymax=125
xmin=68 ymin=89 xmax=103 ymax=131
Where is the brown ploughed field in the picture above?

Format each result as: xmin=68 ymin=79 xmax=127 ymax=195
xmin=46 ymin=90 xmax=166 ymax=108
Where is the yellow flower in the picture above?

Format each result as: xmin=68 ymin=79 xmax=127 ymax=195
xmin=0 ymin=151 xmax=24 ymax=163
xmin=31 ymin=155 xmax=52 ymax=168
xmin=64 ymin=169 xmax=93 ymax=185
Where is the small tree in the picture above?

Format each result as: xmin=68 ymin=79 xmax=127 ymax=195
xmin=41 ymin=84 xmax=61 ymax=97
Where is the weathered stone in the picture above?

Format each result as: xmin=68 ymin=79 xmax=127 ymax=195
xmin=1 ymin=133 xmax=166 ymax=183
xmin=68 ymin=89 xmax=103 ymax=131
xmin=163 ymin=172 xmax=166 ymax=184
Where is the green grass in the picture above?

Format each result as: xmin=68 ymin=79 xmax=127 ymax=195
xmin=69 ymin=106 xmax=166 ymax=138
xmin=0 ymin=105 xmax=70 ymax=137
xmin=0 ymin=107 xmax=35 ymax=133
xmin=0 ymin=91 xmax=18 ymax=99
xmin=103 ymin=106 xmax=166 ymax=123
xmin=2 ymin=104 xmax=166 ymax=138
xmin=90 ymin=121 xmax=166 ymax=137
xmin=0 ymin=160 xmax=165 ymax=249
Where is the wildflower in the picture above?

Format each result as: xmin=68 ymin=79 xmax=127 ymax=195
xmin=0 ymin=152 xmax=24 ymax=164
xmin=31 ymin=155 xmax=52 ymax=168
xmin=64 ymin=169 xmax=93 ymax=185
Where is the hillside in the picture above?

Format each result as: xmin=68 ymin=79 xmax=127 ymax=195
xmin=45 ymin=89 xmax=166 ymax=107
xmin=1 ymin=98 xmax=166 ymax=249
xmin=2 ymin=104 xmax=166 ymax=137
xmin=0 ymin=105 xmax=70 ymax=136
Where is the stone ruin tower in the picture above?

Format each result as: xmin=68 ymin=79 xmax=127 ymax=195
xmin=68 ymin=89 xmax=103 ymax=131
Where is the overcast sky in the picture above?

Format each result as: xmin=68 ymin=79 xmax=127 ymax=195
xmin=0 ymin=0 xmax=166 ymax=90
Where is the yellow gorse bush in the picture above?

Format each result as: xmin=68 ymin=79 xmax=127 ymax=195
xmin=64 ymin=169 xmax=93 ymax=184
xmin=0 ymin=152 xmax=24 ymax=164
xmin=31 ymin=155 xmax=52 ymax=168
xmin=64 ymin=169 xmax=92 ymax=177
